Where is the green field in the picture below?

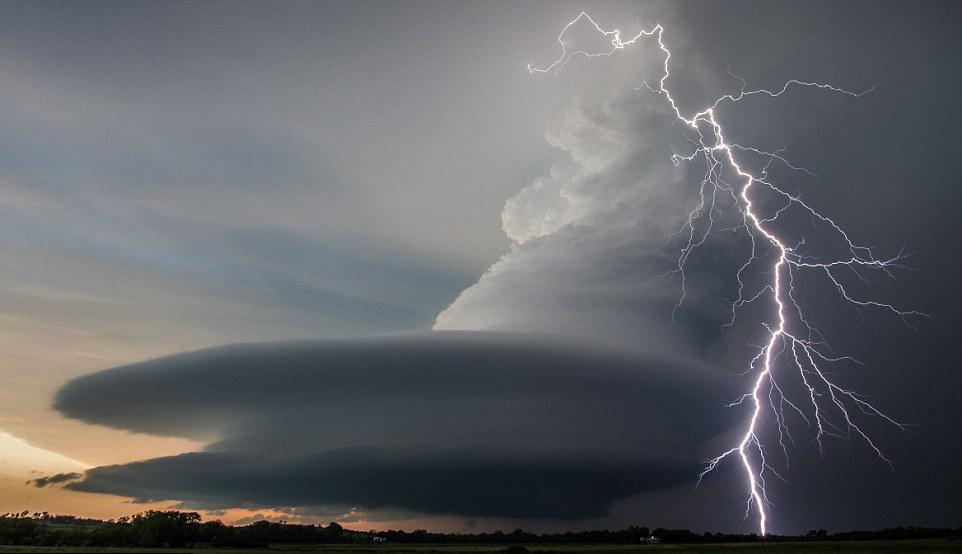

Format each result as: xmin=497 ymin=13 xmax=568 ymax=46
xmin=3 ymin=541 xmax=962 ymax=554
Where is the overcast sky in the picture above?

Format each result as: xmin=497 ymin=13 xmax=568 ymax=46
xmin=1 ymin=0 xmax=960 ymax=536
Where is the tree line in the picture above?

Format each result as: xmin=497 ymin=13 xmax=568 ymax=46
xmin=0 ymin=510 xmax=344 ymax=548
xmin=0 ymin=510 xmax=958 ymax=548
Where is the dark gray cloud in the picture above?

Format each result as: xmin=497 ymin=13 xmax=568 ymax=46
xmin=28 ymin=472 xmax=82 ymax=488
xmin=435 ymin=0 xmax=962 ymax=534
xmin=666 ymin=0 xmax=962 ymax=533
xmin=69 ymin=449 xmax=692 ymax=519
xmin=55 ymin=333 xmax=740 ymax=518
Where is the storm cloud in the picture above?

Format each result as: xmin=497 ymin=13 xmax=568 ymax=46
xmin=14 ymin=0 xmax=960 ymax=534
xmin=436 ymin=89 xmax=752 ymax=360
xmin=54 ymin=333 xmax=739 ymax=518
xmin=49 ymin=83 xmax=750 ymax=520
xmin=44 ymin=23 xmax=789 ymax=524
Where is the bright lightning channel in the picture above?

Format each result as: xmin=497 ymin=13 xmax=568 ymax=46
xmin=529 ymin=12 xmax=926 ymax=536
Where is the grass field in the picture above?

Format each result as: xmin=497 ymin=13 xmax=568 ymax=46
xmin=2 ymin=540 xmax=961 ymax=554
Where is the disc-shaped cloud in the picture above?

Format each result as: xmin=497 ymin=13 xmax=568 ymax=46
xmin=54 ymin=332 xmax=738 ymax=518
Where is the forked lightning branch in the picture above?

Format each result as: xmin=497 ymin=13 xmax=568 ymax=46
xmin=529 ymin=12 xmax=925 ymax=536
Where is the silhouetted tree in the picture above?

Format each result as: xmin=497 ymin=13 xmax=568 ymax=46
xmin=130 ymin=510 xmax=201 ymax=547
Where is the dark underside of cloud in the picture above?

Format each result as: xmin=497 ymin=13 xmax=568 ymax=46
xmin=53 ymin=332 xmax=741 ymax=519
xmin=66 ymin=449 xmax=694 ymax=519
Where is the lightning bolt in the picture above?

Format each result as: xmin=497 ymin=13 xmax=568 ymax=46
xmin=529 ymin=12 xmax=926 ymax=536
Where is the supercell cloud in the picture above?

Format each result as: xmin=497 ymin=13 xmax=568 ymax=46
xmin=50 ymin=82 xmax=750 ymax=521
xmin=7 ymin=0 xmax=957 ymax=534
xmin=54 ymin=333 xmax=738 ymax=518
